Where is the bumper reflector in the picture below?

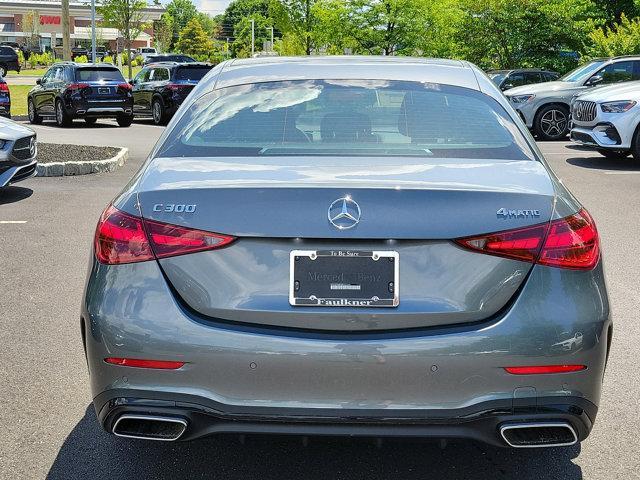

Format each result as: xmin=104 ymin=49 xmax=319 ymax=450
xmin=504 ymin=365 xmax=586 ymax=375
xmin=104 ymin=357 xmax=185 ymax=369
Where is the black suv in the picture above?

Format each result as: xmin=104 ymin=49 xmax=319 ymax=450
xmin=71 ymin=46 xmax=89 ymax=60
xmin=0 ymin=45 xmax=20 ymax=77
xmin=142 ymin=54 xmax=195 ymax=66
xmin=487 ymin=69 xmax=559 ymax=91
xmin=28 ymin=62 xmax=134 ymax=127
xmin=131 ymin=62 xmax=212 ymax=125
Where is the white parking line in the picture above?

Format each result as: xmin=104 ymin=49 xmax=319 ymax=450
xmin=0 ymin=220 xmax=27 ymax=224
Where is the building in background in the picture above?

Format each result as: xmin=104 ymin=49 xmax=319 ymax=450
xmin=0 ymin=0 xmax=164 ymax=53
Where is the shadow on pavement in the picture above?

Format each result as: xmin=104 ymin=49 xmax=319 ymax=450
xmin=567 ymin=156 xmax=640 ymax=171
xmin=0 ymin=185 xmax=33 ymax=204
xmin=47 ymin=406 xmax=583 ymax=480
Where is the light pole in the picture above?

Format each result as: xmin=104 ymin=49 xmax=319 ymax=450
xmin=268 ymin=26 xmax=273 ymax=51
xmin=91 ymin=0 xmax=96 ymax=62
xmin=250 ymin=19 xmax=254 ymax=57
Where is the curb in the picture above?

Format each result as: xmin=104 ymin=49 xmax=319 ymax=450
xmin=36 ymin=147 xmax=129 ymax=177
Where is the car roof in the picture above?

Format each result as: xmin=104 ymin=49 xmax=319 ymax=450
xmin=214 ymin=56 xmax=481 ymax=90
xmin=487 ymin=68 xmax=557 ymax=74
xmin=51 ymin=62 xmax=119 ymax=68
xmin=146 ymin=61 xmax=210 ymax=67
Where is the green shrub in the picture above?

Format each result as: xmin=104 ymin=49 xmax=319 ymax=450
xmin=74 ymin=54 xmax=88 ymax=63
xmin=26 ymin=52 xmax=55 ymax=68
xmin=103 ymin=55 xmax=113 ymax=64
xmin=17 ymin=49 xmax=25 ymax=68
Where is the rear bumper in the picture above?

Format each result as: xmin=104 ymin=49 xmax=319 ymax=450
xmin=95 ymin=390 xmax=597 ymax=447
xmin=66 ymin=98 xmax=133 ymax=117
xmin=82 ymin=257 xmax=611 ymax=446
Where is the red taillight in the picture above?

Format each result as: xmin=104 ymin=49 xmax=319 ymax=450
xmin=117 ymin=82 xmax=132 ymax=91
xmin=504 ymin=365 xmax=586 ymax=375
xmin=455 ymin=208 xmax=599 ymax=270
xmin=94 ymin=205 xmax=235 ymax=265
xmin=538 ymin=209 xmax=599 ymax=270
xmin=145 ymin=218 xmax=235 ymax=259
xmin=0 ymin=82 xmax=8 ymax=92
xmin=104 ymin=357 xmax=185 ymax=369
xmin=95 ymin=206 xmax=153 ymax=264
xmin=67 ymin=83 xmax=90 ymax=91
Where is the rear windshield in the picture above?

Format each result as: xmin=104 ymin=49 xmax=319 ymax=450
xmin=75 ymin=68 xmax=124 ymax=82
xmin=158 ymin=79 xmax=533 ymax=160
xmin=140 ymin=48 xmax=155 ymax=53
xmin=175 ymin=66 xmax=212 ymax=81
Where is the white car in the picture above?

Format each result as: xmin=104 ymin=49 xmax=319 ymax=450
xmin=136 ymin=47 xmax=157 ymax=61
xmin=570 ymin=81 xmax=640 ymax=159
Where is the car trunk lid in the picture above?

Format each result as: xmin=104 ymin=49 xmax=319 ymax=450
xmin=135 ymin=156 xmax=554 ymax=331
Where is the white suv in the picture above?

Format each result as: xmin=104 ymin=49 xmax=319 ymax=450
xmin=570 ymin=81 xmax=640 ymax=159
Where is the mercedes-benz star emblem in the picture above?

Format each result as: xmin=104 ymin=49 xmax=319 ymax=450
xmin=328 ymin=197 xmax=361 ymax=230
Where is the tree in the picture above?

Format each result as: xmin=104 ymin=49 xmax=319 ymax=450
xmin=220 ymin=0 xmax=271 ymax=40
xmin=270 ymin=0 xmax=318 ymax=55
xmin=599 ymin=0 xmax=637 ymax=26
xmin=456 ymin=0 xmax=600 ymax=71
xmin=176 ymin=18 xmax=214 ymax=57
xmin=588 ymin=13 xmax=640 ymax=56
xmin=232 ymin=14 xmax=273 ymax=57
xmin=155 ymin=13 xmax=174 ymax=53
xmin=99 ymin=0 xmax=149 ymax=79
xmin=340 ymin=0 xmax=425 ymax=56
xmin=165 ymin=0 xmax=198 ymax=45
xmin=22 ymin=10 xmax=40 ymax=51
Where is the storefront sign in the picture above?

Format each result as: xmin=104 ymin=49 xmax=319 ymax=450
xmin=40 ymin=16 xmax=61 ymax=25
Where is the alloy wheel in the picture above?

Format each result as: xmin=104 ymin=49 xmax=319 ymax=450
xmin=153 ymin=102 xmax=161 ymax=123
xmin=540 ymin=109 xmax=567 ymax=137
xmin=56 ymin=102 xmax=63 ymax=125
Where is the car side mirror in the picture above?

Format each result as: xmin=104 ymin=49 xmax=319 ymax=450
xmin=129 ymin=79 xmax=134 ymax=85
xmin=586 ymin=75 xmax=603 ymax=86
xmin=502 ymin=83 xmax=514 ymax=91
xmin=36 ymin=78 xmax=41 ymax=85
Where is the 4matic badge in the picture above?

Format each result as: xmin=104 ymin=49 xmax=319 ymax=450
xmin=497 ymin=208 xmax=541 ymax=219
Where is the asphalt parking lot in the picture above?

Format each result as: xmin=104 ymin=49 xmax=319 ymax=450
xmin=1 ymin=120 xmax=639 ymax=479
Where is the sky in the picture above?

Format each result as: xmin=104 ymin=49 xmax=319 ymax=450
xmin=193 ymin=0 xmax=233 ymax=16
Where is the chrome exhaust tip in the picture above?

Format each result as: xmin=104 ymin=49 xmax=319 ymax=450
xmin=76 ymin=110 xmax=86 ymax=115
xmin=500 ymin=422 xmax=578 ymax=448
xmin=112 ymin=414 xmax=187 ymax=441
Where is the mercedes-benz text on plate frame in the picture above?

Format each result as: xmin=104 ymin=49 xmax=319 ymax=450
xmin=83 ymin=57 xmax=611 ymax=449
xmin=328 ymin=196 xmax=361 ymax=230
xmin=289 ymin=250 xmax=399 ymax=307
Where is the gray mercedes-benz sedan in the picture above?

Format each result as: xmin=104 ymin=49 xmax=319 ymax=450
xmin=0 ymin=116 xmax=37 ymax=188
xmin=83 ymin=56 xmax=611 ymax=449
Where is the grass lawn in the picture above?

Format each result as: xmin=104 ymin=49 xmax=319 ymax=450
xmin=9 ymin=85 xmax=31 ymax=117
xmin=8 ymin=68 xmax=48 ymax=77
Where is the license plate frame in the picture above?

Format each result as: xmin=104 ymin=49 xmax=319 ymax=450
xmin=98 ymin=87 xmax=111 ymax=95
xmin=289 ymin=250 xmax=399 ymax=308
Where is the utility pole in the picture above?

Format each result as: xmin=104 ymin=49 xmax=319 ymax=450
xmin=61 ymin=0 xmax=71 ymax=60
xmin=268 ymin=26 xmax=273 ymax=51
xmin=90 ymin=0 xmax=96 ymax=62
xmin=250 ymin=19 xmax=254 ymax=57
